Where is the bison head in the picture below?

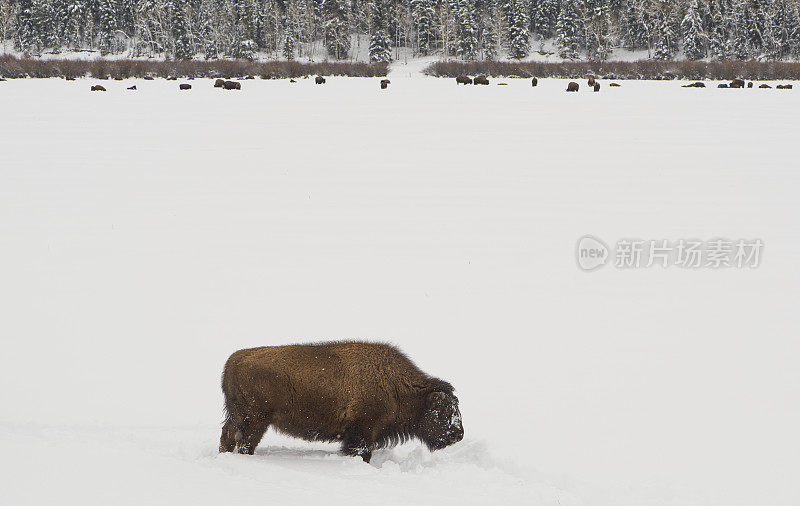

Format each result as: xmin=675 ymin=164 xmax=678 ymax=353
xmin=418 ymin=390 xmax=464 ymax=451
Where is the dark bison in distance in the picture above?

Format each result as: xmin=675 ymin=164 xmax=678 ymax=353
xmin=456 ymin=75 xmax=472 ymax=85
xmin=315 ymin=75 xmax=326 ymax=84
xmin=219 ymin=341 xmax=464 ymax=463
xmin=567 ymin=81 xmax=579 ymax=92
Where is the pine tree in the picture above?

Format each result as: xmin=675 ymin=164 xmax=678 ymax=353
xmin=556 ymin=0 xmax=581 ymax=58
xmin=507 ymin=0 xmax=529 ymax=58
xmin=482 ymin=0 xmax=503 ymax=58
xmin=411 ymin=0 xmax=435 ymax=55
xmin=653 ymin=4 xmax=678 ymax=59
xmin=456 ymin=0 xmax=478 ymax=59
xmin=585 ymin=0 xmax=613 ymax=60
xmin=708 ymin=0 xmax=729 ymax=59
xmin=283 ymin=1 xmax=298 ymax=60
xmin=532 ymin=0 xmax=559 ymax=39
xmin=682 ymin=0 xmax=707 ymax=60
xmin=369 ymin=0 xmax=392 ymax=62
xmin=172 ymin=0 xmax=194 ymax=59
xmin=323 ymin=0 xmax=351 ymax=59
xmin=97 ymin=0 xmax=117 ymax=54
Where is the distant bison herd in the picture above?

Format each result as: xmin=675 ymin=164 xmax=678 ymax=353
xmin=9 ymin=75 xmax=786 ymax=93
xmin=219 ymin=341 xmax=464 ymax=463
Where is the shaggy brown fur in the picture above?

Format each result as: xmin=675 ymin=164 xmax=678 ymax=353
xmin=222 ymin=80 xmax=241 ymax=90
xmin=127 ymin=85 xmax=137 ymax=90
xmin=759 ymin=84 xmax=772 ymax=88
xmin=315 ymin=76 xmax=326 ymax=84
xmin=531 ymin=77 xmax=538 ymax=87
xmin=776 ymin=84 xmax=793 ymax=89
xmin=179 ymin=83 xmax=192 ymax=90
xmin=747 ymin=82 xmax=754 ymax=88
xmin=718 ymin=83 xmax=729 ymax=88
xmin=473 ymin=75 xmax=489 ymax=85
xmin=567 ymin=81 xmax=579 ymax=92
xmin=380 ymin=79 xmax=390 ymax=89
xmin=456 ymin=75 xmax=472 ymax=85
xmin=682 ymin=82 xmax=705 ymax=88
xmin=90 ymin=85 xmax=106 ymax=92
xmin=593 ymin=82 xmax=600 ymax=92
xmin=730 ymin=78 xmax=745 ymax=88
xmin=219 ymin=341 xmax=463 ymax=463
xmin=587 ymin=76 xmax=596 ymax=86
xmin=609 ymin=82 xmax=621 ymax=87
xmin=214 ymin=79 xmax=226 ymax=88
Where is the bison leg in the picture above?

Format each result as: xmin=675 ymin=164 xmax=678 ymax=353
xmin=341 ymin=426 xmax=373 ymax=463
xmin=219 ymin=420 xmax=237 ymax=452
xmin=235 ymin=417 xmax=270 ymax=455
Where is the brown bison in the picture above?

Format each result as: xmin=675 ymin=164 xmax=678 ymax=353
xmin=759 ymin=84 xmax=772 ymax=88
xmin=587 ymin=76 xmax=596 ymax=86
xmin=90 ymin=85 xmax=106 ymax=92
xmin=609 ymin=82 xmax=621 ymax=87
xmin=456 ymin=75 xmax=472 ymax=85
xmin=179 ymin=83 xmax=192 ymax=90
xmin=593 ymin=82 xmax=600 ymax=92
xmin=718 ymin=83 xmax=729 ymax=88
xmin=567 ymin=81 xmax=579 ymax=92
xmin=223 ymin=80 xmax=241 ymax=90
xmin=682 ymin=82 xmax=705 ymax=88
xmin=219 ymin=341 xmax=464 ymax=463
xmin=776 ymin=84 xmax=793 ymax=89
xmin=127 ymin=85 xmax=137 ymax=90
xmin=214 ymin=79 xmax=226 ymax=88
xmin=144 ymin=76 xmax=154 ymax=80
xmin=531 ymin=77 xmax=538 ymax=87
xmin=747 ymin=82 xmax=754 ymax=88
xmin=315 ymin=76 xmax=326 ymax=84
xmin=730 ymin=78 xmax=745 ymax=88
xmin=473 ymin=75 xmax=489 ymax=85
xmin=380 ymin=79 xmax=390 ymax=89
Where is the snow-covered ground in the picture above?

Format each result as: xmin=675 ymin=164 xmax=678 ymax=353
xmin=1 ymin=73 xmax=799 ymax=506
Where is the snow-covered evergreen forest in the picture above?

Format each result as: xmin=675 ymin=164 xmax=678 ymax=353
xmin=1 ymin=0 xmax=799 ymax=63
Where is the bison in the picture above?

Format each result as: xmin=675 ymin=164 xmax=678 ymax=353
xmin=473 ymin=75 xmax=489 ymax=85
xmin=219 ymin=341 xmax=464 ymax=463
xmin=682 ymin=82 xmax=706 ymax=88
xmin=567 ymin=81 xmax=579 ymax=92
xmin=214 ymin=79 xmax=226 ymax=88
xmin=223 ymin=80 xmax=241 ymax=90
xmin=127 ymin=85 xmax=137 ymax=90
xmin=90 ymin=85 xmax=106 ymax=92
xmin=730 ymin=78 xmax=745 ymax=88
xmin=587 ymin=76 xmax=596 ymax=87
xmin=380 ymin=79 xmax=390 ymax=90
xmin=718 ymin=83 xmax=729 ymax=88
xmin=776 ymin=84 xmax=793 ymax=89
xmin=179 ymin=83 xmax=192 ymax=90
xmin=315 ymin=76 xmax=326 ymax=84
xmin=609 ymin=82 xmax=621 ymax=87
xmin=531 ymin=77 xmax=538 ymax=87
xmin=456 ymin=75 xmax=472 ymax=85
xmin=747 ymin=82 xmax=754 ymax=88
xmin=759 ymin=84 xmax=772 ymax=88
xmin=593 ymin=82 xmax=600 ymax=92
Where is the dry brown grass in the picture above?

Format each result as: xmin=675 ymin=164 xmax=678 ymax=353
xmin=424 ymin=60 xmax=800 ymax=80
xmin=0 ymin=55 xmax=389 ymax=79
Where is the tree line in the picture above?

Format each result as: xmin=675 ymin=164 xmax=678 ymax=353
xmin=1 ymin=0 xmax=799 ymax=63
